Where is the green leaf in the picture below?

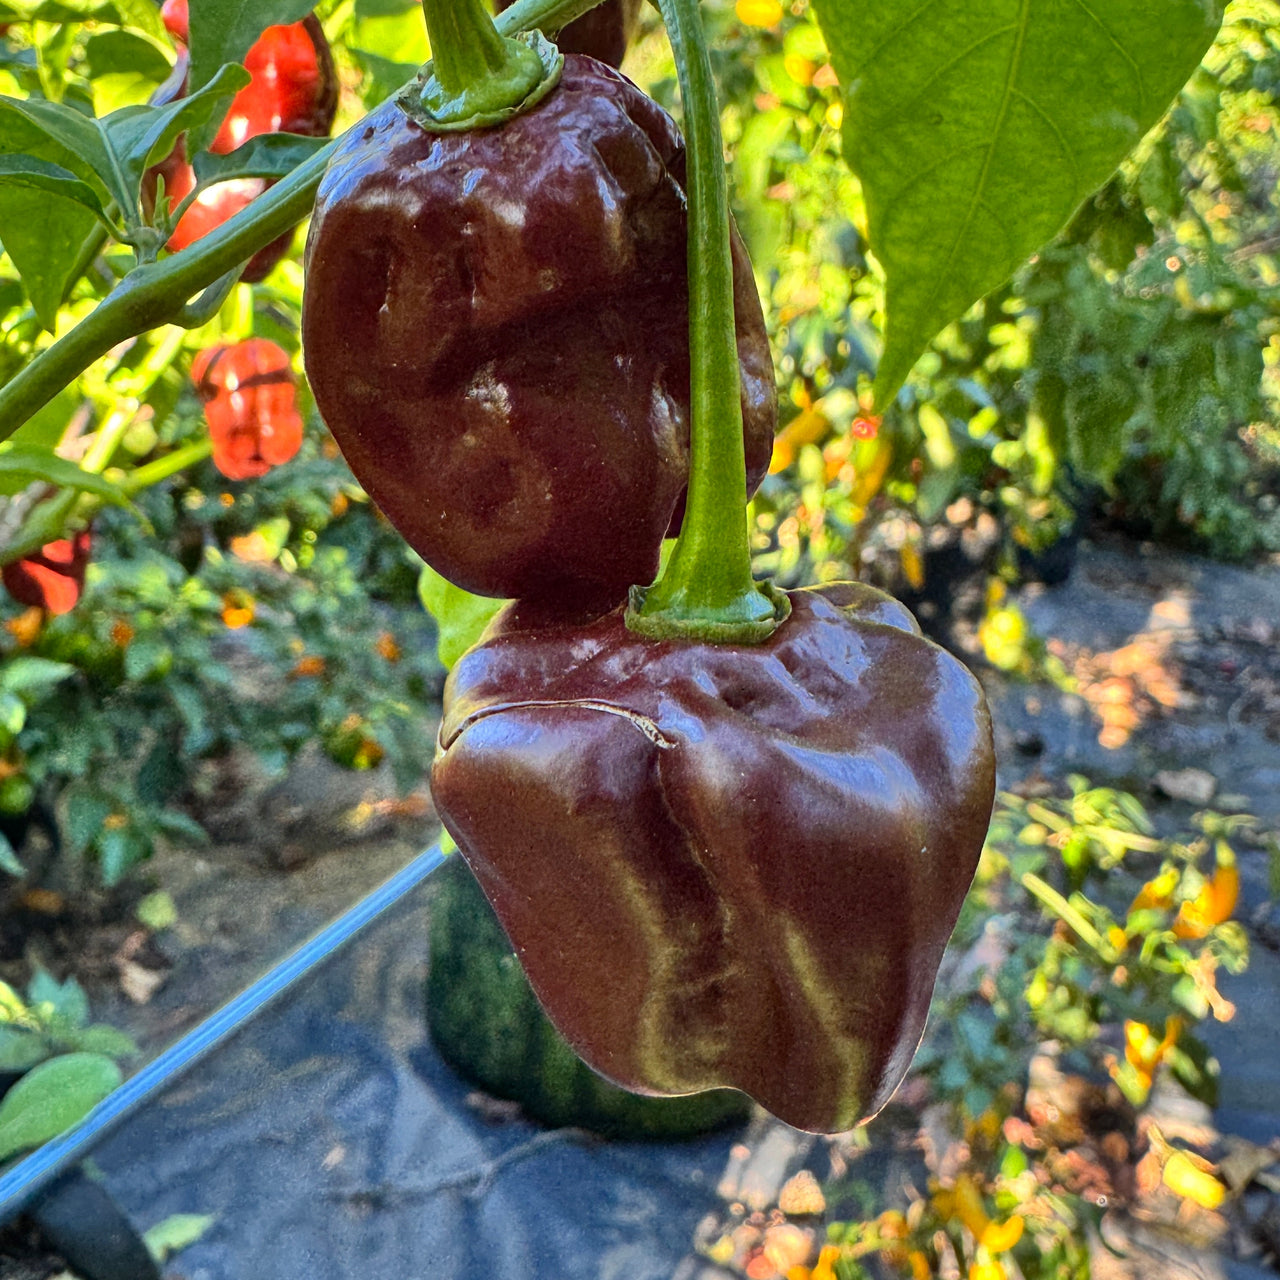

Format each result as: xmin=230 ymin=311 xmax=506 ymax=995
xmin=811 ymin=0 xmax=1227 ymax=405
xmin=135 ymin=889 xmax=177 ymax=933
xmin=97 ymin=824 xmax=151 ymax=887
xmin=187 ymin=0 xmax=315 ymax=148
xmin=193 ymin=132 xmax=330 ymax=184
xmin=0 ymin=444 xmax=134 ymax=506
xmin=0 ymin=1052 xmax=121 ymax=1162
xmin=144 ymin=1213 xmax=216 ymax=1264
xmin=0 ymin=655 xmax=77 ymax=697
xmin=0 ymin=831 xmax=23 ymax=878
xmin=64 ymin=788 xmax=112 ymax=857
xmin=123 ymin=634 xmax=172 ymax=681
xmin=0 ymin=155 xmax=108 ymax=219
xmin=85 ymin=29 xmax=174 ymax=116
xmin=65 ymin=1023 xmax=138 ymax=1059
xmin=0 ymin=692 xmax=25 ymax=737
xmin=0 ymin=95 xmax=106 ymax=328
xmin=417 ymin=565 xmax=506 ymax=670
xmin=0 ymin=1027 xmax=49 ymax=1073
xmin=100 ymin=61 xmax=251 ymax=211
xmin=26 ymin=968 xmax=88 ymax=1028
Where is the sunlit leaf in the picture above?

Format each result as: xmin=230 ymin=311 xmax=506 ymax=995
xmin=811 ymin=0 xmax=1227 ymax=404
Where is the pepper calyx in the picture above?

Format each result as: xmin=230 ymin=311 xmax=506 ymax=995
xmin=624 ymin=578 xmax=791 ymax=645
xmin=397 ymin=31 xmax=563 ymax=133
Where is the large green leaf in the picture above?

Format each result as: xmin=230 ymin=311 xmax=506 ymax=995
xmin=0 ymin=444 xmax=134 ymax=505
xmin=0 ymin=1052 xmax=121 ymax=1162
xmin=0 ymin=99 xmax=105 ymax=329
xmin=193 ymin=131 xmax=330 ymax=184
xmin=417 ymin=565 xmax=506 ymax=671
xmin=0 ymin=154 xmax=107 ymax=218
xmin=811 ymin=0 xmax=1227 ymax=404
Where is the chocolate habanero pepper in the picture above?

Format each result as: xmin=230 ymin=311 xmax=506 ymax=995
xmin=495 ymin=0 xmax=642 ymax=68
xmin=431 ymin=581 xmax=997 ymax=1134
xmin=302 ymin=54 xmax=775 ymax=613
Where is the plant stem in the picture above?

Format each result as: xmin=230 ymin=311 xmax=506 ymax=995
xmin=425 ymin=0 xmax=520 ymax=91
xmin=121 ymin=438 xmax=213 ymax=495
xmin=0 ymin=0 xmax=598 ymax=443
xmin=412 ymin=0 xmax=559 ymax=130
xmin=627 ymin=0 xmax=783 ymax=644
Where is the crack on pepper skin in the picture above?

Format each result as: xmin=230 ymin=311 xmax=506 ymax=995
xmin=442 ymin=697 xmax=676 ymax=751
xmin=432 ymin=583 xmax=997 ymax=1133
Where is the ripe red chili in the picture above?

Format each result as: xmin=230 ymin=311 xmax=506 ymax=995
xmin=193 ymin=339 xmax=304 ymax=481
xmin=2 ymin=531 xmax=92 ymax=616
xmin=148 ymin=5 xmax=337 ymax=281
xmin=432 ymin=582 xmax=997 ymax=1134
xmin=303 ymin=55 xmax=775 ymax=612
xmin=494 ymin=0 xmax=641 ymax=67
xmin=160 ymin=0 xmax=337 ymax=151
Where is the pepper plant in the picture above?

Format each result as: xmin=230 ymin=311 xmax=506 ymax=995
xmin=0 ymin=0 xmax=1241 ymax=1134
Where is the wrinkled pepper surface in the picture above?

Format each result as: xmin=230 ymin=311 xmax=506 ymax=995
xmin=193 ymin=339 xmax=304 ymax=480
xmin=303 ymin=54 xmax=775 ymax=613
xmin=431 ymin=582 xmax=996 ymax=1134
xmin=495 ymin=0 xmax=641 ymax=67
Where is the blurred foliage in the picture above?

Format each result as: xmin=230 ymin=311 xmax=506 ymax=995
xmin=713 ymin=0 xmax=1280 ymax=589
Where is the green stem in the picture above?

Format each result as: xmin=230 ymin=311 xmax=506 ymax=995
xmin=426 ymin=0 xmax=521 ymax=91
xmin=412 ymin=0 xmax=559 ymax=130
xmin=1021 ymin=872 xmax=1120 ymax=962
xmin=0 ymin=0 xmax=596 ymax=443
xmin=626 ymin=0 xmax=784 ymax=644
xmin=121 ymin=437 xmax=213 ymax=495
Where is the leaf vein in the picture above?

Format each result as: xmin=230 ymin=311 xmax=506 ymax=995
xmin=1066 ymin=0 xmax=1147 ymax=111
xmin=1008 ymin=88 xmax=1081 ymax=192
xmin=900 ymin=0 xmax=1030 ymax=364
xmin=852 ymin=0 xmax=946 ymax=79
xmin=883 ymin=24 xmax=1021 ymax=124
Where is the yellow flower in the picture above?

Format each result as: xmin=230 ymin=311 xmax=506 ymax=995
xmin=979 ymin=1216 xmax=1024 ymax=1254
xmin=969 ymin=1261 xmax=1005 ymax=1280
xmin=736 ymin=0 xmax=784 ymax=26
xmin=1162 ymin=1151 xmax=1226 ymax=1210
xmin=1174 ymin=854 xmax=1239 ymax=939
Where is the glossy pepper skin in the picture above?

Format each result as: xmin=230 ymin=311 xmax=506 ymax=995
xmin=2 ymin=531 xmax=92 ymax=616
xmin=193 ymin=339 xmax=304 ymax=480
xmin=148 ymin=6 xmax=337 ymax=282
xmin=431 ymin=582 xmax=996 ymax=1134
xmin=303 ymin=55 xmax=775 ymax=613
xmin=495 ymin=0 xmax=642 ymax=67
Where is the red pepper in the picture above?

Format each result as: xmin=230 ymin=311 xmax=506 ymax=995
xmin=160 ymin=1 xmax=337 ymax=152
xmin=2 ymin=531 xmax=92 ymax=616
xmin=192 ymin=339 xmax=304 ymax=481
xmin=431 ymin=582 xmax=996 ymax=1133
xmin=147 ymin=6 xmax=337 ymax=281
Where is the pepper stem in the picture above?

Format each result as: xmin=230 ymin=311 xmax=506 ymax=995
xmin=411 ymin=0 xmax=562 ymax=132
xmin=626 ymin=0 xmax=785 ymax=645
